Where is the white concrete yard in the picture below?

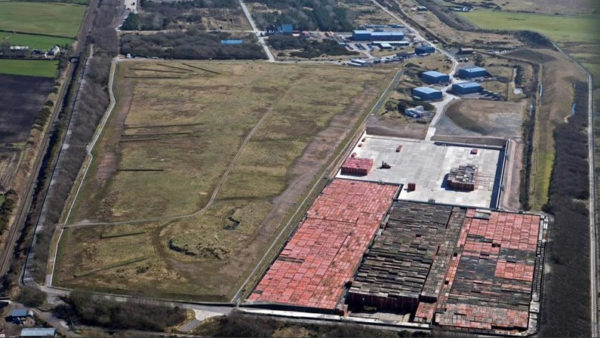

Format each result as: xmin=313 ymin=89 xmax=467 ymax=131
xmin=336 ymin=134 xmax=503 ymax=208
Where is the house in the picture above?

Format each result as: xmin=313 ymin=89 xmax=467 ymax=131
xmin=10 ymin=309 xmax=33 ymax=324
xmin=458 ymin=66 xmax=488 ymax=79
xmin=404 ymin=105 xmax=426 ymax=118
xmin=413 ymin=87 xmax=442 ymax=101
xmin=20 ymin=328 xmax=56 ymax=337
xmin=452 ymin=82 xmax=483 ymax=95
xmin=421 ymin=70 xmax=450 ymax=84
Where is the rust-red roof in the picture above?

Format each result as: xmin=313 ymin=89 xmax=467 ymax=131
xmin=248 ymin=179 xmax=397 ymax=310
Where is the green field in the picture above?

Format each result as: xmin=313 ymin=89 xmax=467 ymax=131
xmin=0 ymin=59 xmax=57 ymax=77
xmin=0 ymin=32 xmax=73 ymax=50
xmin=0 ymin=2 xmax=85 ymax=38
xmin=461 ymin=10 xmax=599 ymax=43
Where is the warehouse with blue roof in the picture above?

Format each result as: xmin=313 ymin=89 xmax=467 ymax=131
xmin=415 ymin=44 xmax=435 ymax=55
xmin=452 ymin=82 xmax=483 ymax=95
xmin=352 ymin=30 xmax=404 ymax=41
xmin=458 ymin=66 xmax=488 ymax=78
xmin=421 ymin=70 xmax=450 ymax=84
xmin=413 ymin=87 xmax=443 ymax=101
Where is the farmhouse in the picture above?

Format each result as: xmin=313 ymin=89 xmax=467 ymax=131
xmin=412 ymin=86 xmax=442 ymax=101
xmin=421 ymin=70 xmax=450 ymax=84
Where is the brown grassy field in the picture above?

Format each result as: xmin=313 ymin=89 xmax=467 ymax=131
xmin=446 ymin=0 xmax=597 ymax=16
xmin=55 ymin=60 xmax=395 ymax=300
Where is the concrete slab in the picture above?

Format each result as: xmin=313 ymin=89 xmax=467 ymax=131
xmin=336 ymin=134 xmax=503 ymax=208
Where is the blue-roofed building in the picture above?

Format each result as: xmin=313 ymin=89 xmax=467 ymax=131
xmin=20 ymin=328 xmax=56 ymax=337
xmin=277 ymin=24 xmax=294 ymax=34
xmin=452 ymin=82 xmax=483 ymax=95
xmin=10 ymin=309 xmax=33 ymax=324
xmin=352 ymin=30 xmax=372 ymax=41
xmin=421 ymin=70 xmax=450 ymax=84
xmin=413 ymin=87 xmax=443 ymax=101
xmin=220 ymin=39 xmax=243 ymax=45
xmin=370 ymin=31 xmax=404 ymax=41
xmin=458 ymin=66 xmax=488 ymax=78
xmin=415 ymin=44 xmax=435 ymax=55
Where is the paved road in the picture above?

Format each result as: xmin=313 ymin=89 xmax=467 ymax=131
xmin=239 ymin=0 xmax=274 ymax=62
xmin=369 ymin=0 xmax=459 ymax=140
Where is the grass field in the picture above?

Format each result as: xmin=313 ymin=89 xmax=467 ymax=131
xmin=460 ymin=10 xmax=599 ymax=43
xmin=0 ymin=59 xmax=57 ymax=78
xmin=0 ymin=2 xmax=85 ymax=38
xmin=55 ymin=61 xmax=394 ymax=300
xmin=0 ymin=32 xmax=73 ymax=50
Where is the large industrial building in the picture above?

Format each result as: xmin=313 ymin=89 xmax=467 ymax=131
xmin=352 ymin=30 xmax=405 ymax=41
xmin=421 ymin=70 xmax=450 ymax=84
xmin=452 ymin=81 xmax=483 ymax=95
xmin=412 ymin=86 xmax=443 ymax=101
xmin=415 ymin=44 xmax=435 ymax=55
xmin=458 ymin=66 xmax=488 ymax=78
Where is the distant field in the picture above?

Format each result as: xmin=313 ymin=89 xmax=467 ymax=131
xmin=55 ymin=61 xmax=394 ymax=300
xmin=0 ymin=2 xmax=85 ymax=37
xmin=0 ymin=32 xmax=73 ymax=50
xmin=0 ymin=59 xmax=57 ymax=78
xmin=460 ymin=10 xmax=599 ymax=43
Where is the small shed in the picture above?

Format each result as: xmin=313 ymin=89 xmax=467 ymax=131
xmin=421 ymin=70 xmax=450 ymax=84
xmin=277 ymin=24 xmax=294 ymax=34
xmin=220 ymin=39 xmax=243 ymax=45
xmin=412 ymin=87 xmax=442 ymax=101
xmin=404 ymin=106 xmax=426 ymax=118
xmin=10 ymin=309 xmax=33 ymax=324
xmin=415 ymin=45 xmax=435 ymax=55
xmin=20 ymin=328 xmax=56 ymax=337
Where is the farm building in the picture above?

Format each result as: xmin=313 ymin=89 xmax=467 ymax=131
xmin=277 ymin=24 xmax=294 ymax=34
xmin=421 ymin=70 xmax=450 ymax=84
xmin=352 ymin=30 xmax=404 ymax=41
xmin=20 ymin=328 xmax=56 ymax=337
xmin=374 ymin=42 xmax=393 ymax=49
xmin=412 ymin=87 xmax=442 ymax=101
xmin=404 ymin=105 xmax=426 ymax=118
xmin=9 ymin=309 xmax=33 ymax=324
xmin=220 ymin=39 xmax=243 ymax=45
xmin=452 ymin=82 xmax=483 ymax=95
xmin=415 ymin=44 xmax=435 ymax=55
xmin=341 ymin=157 xmax=374 ymax=176
xmin=458 ymin=66 xmax=488 ymax=78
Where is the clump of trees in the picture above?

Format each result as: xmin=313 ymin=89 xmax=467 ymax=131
xmin=539 ymin=81 xmax=590 ymax=336
xmin=121 ymin=0 xmax=239 ymax=31
xmin=268 ymin=35 xmax=356 ymax=58
xmin=120 ymin=30 xmax=265 ymax=59
xmin=194 ymin=311 xmax=428 ymax=337
xmin=0 ymin=190 xmax=16 ymax=235
xmin=17 ymin=286 xmax=46 ymax=307
xmin=253 ymin=0 xmax=353 ymax=31
xmin=54 ymin=291 xmax=186 ymax=331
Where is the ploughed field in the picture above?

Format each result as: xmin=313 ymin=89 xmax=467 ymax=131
xmin=55 ymin=61 xmax=394 ymax=300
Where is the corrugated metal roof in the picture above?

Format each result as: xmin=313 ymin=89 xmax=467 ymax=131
xmin=20 ymin=328 xmax=56 ymax=337
xmin=454 ymin=81 xmax=482 ymax=89
xmin=413 ymin=86 xmax=441 ymax=94
xmin=422 ymin=70 xmax=447 ymax=77
xmin=462 ymin=66 xmax=487 ymax=73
